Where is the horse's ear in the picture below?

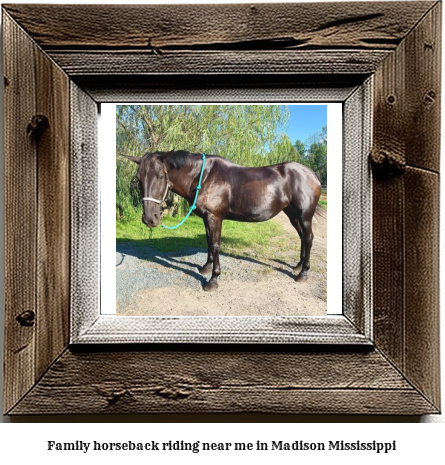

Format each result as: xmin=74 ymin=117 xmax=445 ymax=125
xmin=121 ymin=154 xmax=142 ymax=165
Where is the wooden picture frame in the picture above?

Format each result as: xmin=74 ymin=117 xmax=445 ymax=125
xmin=2 ymin=2 xmax=441 ymax=415
xmin=74 ymin=88 xmax=371 ymax=345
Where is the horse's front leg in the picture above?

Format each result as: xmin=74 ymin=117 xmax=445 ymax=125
xmin=198 ymin=217 xmax=213 ymax=276
xmin=203 ymin=214 xmax=222 ymax=292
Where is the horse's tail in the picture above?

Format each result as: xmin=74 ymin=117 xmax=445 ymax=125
xmin=314 ymin=176 xmax=326 ymax=220
xmin=310 ymin=169 xmax=325 ymax=219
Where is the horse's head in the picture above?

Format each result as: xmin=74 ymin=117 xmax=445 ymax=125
xmin=124 ymin=152 xmax=169 ymax=228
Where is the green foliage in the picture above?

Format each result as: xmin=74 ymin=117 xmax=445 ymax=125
xmin=117 ymin=104 xmax=289 ymax=160
xmin=267 ymin=134 xmax=300 ymax=164
xmin=308 ymin=141 xmax=327 ymax=185
xmin=116 ymin=105 xmax=328 ymax=223
xmin=293 ymin=140 xmax=306 ymax=160
xmin=116 ymin=105 xmax=291 ymax=222
xmin=293 ymin=125 xmax=328 ymax=186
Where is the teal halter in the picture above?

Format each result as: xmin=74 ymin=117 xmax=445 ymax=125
xmin=161 ymin=153 xmax=206 ymax=230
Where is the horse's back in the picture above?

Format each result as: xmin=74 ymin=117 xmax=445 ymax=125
xmin=202 ymin=156 xmax=320 ymax=219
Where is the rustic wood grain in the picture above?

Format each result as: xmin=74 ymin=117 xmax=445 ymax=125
xmin=372 ymin=175 xmax=405 ymax=367
xmin=3 ymin=12 xmax=37 ymax=414
xmin=74 ymin=315 xmax=370 ymax=345
xmin=2 ymin=2 xmax=441 ymax=416
xmin=404 ymin=2 xmax=441 ymax=172
xmin=47 ymin=50 xmax=391 ymax=77
xmin=2 ymin=2 xmax=435 ymax=50
xmin=13 ymin=387 xmax=436 ymax=416
xmin=371 ymin=3 xmax=441 ymax=412
xmin=371 ymin=1 xmax=441 ymax=172
xmin=77 ymin=75 xmax=364 ymax=104
xmin=3 ymin=11 xmax=71 ymax=412
xmin=372 ymin=39 xmax=406 ymax=368
xmin=342 ymin=80 xmax=372 ymax=336
xmin=9 ymin=349 xmax=437 ymax=415
xmin=34 ymin=40 xmax=71 ymax=381
xmin=372 ymin=37 xmax=407 ymax=175
xmin=70 ymin=83 xmax=99 ymax=340
xmin=404 ymin=167 xmax=441 ymax=408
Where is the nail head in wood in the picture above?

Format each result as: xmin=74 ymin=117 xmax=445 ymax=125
xmin=16 ymin=310 xmax=35 ymax=327
xmin=370 ymin=149 xmax=405 ymax=177
xmin=26 ymin=114 xmax=49 ymax=140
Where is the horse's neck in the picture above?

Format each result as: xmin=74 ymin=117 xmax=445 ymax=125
xmin=167 ymin=160 xmax=200 ymax=200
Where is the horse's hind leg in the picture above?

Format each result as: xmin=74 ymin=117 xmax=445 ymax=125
xmin=203 ymin=213 xmax=223 ymax=292
xmin=198 ymin=216 xmax=213 ymax=276
xmin=283 ymin=207 xmax=305 ymax=270
xmin=295 ymin=211 xmax=314 ymax=282
xmin=293 ymin=219 xmax=306 ymax=270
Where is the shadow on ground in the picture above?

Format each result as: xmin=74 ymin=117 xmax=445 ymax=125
xmin=116 ymin=238 xmax=296 ymax=288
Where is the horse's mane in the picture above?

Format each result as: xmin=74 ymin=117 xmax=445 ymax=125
xmin=159 ymin=150 xmax=191 ymax=170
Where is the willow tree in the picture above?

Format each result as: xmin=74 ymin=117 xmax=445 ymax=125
xmin=116 ymin=105 xmax=289 ymax=222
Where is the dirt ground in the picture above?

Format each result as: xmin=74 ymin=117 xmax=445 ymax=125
xmin=116 ymin=209 xmax=327 ymax=317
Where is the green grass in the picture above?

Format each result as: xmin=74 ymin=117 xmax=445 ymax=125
xmin=318 ymin=199 xmax=327 ymax=208
xmin=117 ymin=214 xmax=287 ymax=258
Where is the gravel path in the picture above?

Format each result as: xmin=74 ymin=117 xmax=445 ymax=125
xmin=116 ymin=211 xmax=327 ymax=317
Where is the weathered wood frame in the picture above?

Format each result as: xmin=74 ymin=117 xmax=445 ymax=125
xmin=71 ymin=83 xmax=372 ymax=345
xmin=2 ymin=2 xmax=441 ymax=415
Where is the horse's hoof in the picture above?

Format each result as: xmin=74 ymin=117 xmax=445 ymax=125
xmin=295 ymin=272 xmax=308 ymax=282
xmin=204 ymin=281 xmax=218 ymax=292
xmin=292 ymin=262 xmax=303 ymax=271
xmin=198 ymin=265 xmax=211 ymax=276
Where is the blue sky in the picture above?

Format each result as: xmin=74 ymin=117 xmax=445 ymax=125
xmin=287 ymin=105 xmax=327 ymax=144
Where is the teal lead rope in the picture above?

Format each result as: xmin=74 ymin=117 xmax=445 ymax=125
xmin=161 ymin=153 xmax=206 ymax=230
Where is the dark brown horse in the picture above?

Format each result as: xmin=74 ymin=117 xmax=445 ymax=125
xmin=125 ymin=150 xmax=321 ymax=291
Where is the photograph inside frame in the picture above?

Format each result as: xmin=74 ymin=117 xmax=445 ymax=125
xmin=101 ymin=103 xmax=342 ymax=317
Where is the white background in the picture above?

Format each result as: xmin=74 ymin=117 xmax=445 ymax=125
xmin=0 ymin=0 xmax=444 ymax=462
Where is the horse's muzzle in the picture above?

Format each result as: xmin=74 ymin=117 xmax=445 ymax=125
xmin=142 ymin=213 xmax=159 ymax=228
